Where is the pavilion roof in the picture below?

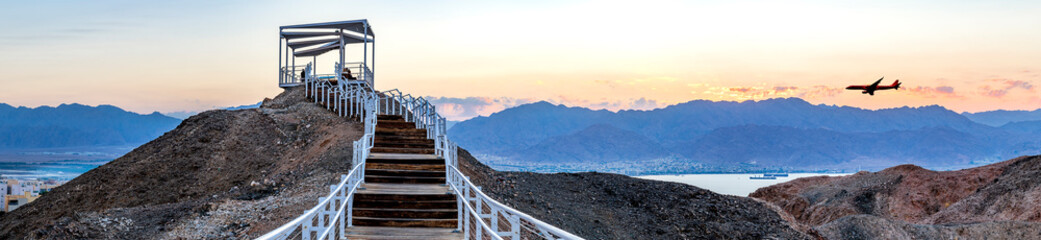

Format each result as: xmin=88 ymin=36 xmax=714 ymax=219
xmin=280 ymin=19 xmax=374 ymax=57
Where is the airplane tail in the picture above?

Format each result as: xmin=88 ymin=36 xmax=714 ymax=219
xmin=894 ymin=80 xmax=901 ymax=90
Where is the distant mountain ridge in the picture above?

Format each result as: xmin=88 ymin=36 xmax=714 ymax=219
xmin=961 ymin=109 xmax=1041 ymax=127
xmin=0 ymin=103 xmax=181 ymax=149
xmin=163 ymin=102 xmax=262 ymax=119
xmin=449 ymin=98 xmax=1041 ymax=173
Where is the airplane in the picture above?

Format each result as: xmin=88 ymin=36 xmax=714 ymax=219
xmin=845 ymin=77 xmax=901 ymax=95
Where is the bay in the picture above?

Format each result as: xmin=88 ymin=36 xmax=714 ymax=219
xmin=637 ymin=173 xmax=852 ymax=196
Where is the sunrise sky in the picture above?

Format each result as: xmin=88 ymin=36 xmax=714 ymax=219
xmin=1 ymin=0 xmax=1039 ymax=120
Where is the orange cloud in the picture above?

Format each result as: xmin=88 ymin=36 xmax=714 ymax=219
xmin=907 ymin=85 xmax=965 ymax=99
xmin=798 ymin=85 xmax=842 ymax=99
xmin=716 ymin=85 xmax=808 ymax=100
xmin=729 ymin=87 xmax=754 ymax=93
xmin=978 ymin=79 xmax=1034 ymax=98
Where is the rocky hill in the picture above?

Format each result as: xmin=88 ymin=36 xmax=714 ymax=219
xmin=0 ymin=87 xmax=361 ymax=239
xmin=458 ymin=149 xmax=811 ymax=239
xmin=750 ymin=155 xmax=1041 ymax=239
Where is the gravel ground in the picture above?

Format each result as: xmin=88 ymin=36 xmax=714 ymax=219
xmin=458 ymin=149 xmax=812 ymax=240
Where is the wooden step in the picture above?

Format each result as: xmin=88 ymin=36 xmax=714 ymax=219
xmin=377 ymin=120 xmax=418 ymax=129
xmin=355 ymin=193 xmax=454 ymax=202
xmin=374 ymin=142 xmax=435 ymax=149
xmin=352 ymin=217 xmax=458 ymax=228
xmin=357 ymin=183 xmax=449 ymax=194
xmin=375 ymin=128 xmax=427 ymax=137
xmin=354 ymin=208 xmax=457 ymax=219
xmin=365 ymin=169 xmax=445 ymax=178
xmin=353 ymin=199 xmax=457 ymax=209
xmin=367 ymin=157 xmax=443 ymax=165
xmin=346 ymin=226 xmax=461 ymax=240
xmin=375 ymin=136 xmax=434 ymax=144
xmin=378 ymin=114 xmax=401 ymax=121
xmin=371 ymin=147 xmax=435 ymax=154
xmin=368 ymin=153 xmax=440 ymax=160
xmin=365 ymin=175 xmax=446 ymax=184
xmin=376 ymin=127 xmax=426 ymax=133
xmin=367 ymin=163 xmax=446 ymax=171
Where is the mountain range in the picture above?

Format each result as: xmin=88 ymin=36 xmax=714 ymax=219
xmin=0 ymin=103 xmax=181 ymax=149
xmin=961 ymin=109 xmax=1041 ymax=127
xmin=449 ymin=98 xmax=1041 ymax=173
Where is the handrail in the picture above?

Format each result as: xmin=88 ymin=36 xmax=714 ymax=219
xmin=255 ymin=166 xmax=363 ymax=240
xmin=447 ymin=164 xmax=582 ymax=239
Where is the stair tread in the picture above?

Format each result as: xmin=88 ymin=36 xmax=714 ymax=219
xmin=353 ymin=216 xmax=457 ymax=221
xmin=366 ymin=169 xmax=444 ymax=174
xmin=366 ymin=163 xmax=446 ymax=171
xmin=346 ymin=226 xmax=461 ymax=240
xmin=368 ymin=153 xmax=441 ymax=160
xmin=357 ymin=183 xmax=450 ymax=194
xmin=354 ymin=208 xmax=457 ymax=212
xmin=366 ymin=175 xmax=445 ymax=179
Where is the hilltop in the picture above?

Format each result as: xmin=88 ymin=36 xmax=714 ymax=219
xmin=0 ymin=87 xmax=360 ymax=239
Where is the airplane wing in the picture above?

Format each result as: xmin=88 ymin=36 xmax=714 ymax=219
xmin=869 ymin=77 xmax=884 ymax=88
xmin=845 ymin=85 xmax=868 ymax=90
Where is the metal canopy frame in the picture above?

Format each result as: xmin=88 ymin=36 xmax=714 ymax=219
xmin=278 ymin=19 xmax=375 ymax=88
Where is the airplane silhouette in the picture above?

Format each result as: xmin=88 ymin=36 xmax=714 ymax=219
xmin=845 ymin=77 xmax=900 ymax=95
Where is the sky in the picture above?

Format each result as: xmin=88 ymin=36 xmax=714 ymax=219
xmin=1 ymin=0 xmax=1039 ymax=121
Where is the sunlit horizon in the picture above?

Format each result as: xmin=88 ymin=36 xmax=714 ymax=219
xmin=1 ymin=0 xmax=1039 ymax=120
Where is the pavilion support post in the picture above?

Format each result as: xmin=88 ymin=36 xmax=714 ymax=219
xmin=372 ymin=40 xmax=375 ymax=84
xmin=284 ymin=44 xmax=289 ymax=83
xmin=278 ymin=36 xmax=282 ymax=84
xmin=339 ymin=29 xmax=345 ymax=80
xmin=363 ymin=23 xmax=368 ymax=88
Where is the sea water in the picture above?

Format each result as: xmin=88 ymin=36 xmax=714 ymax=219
xmin=637 ymin=173 xmax=851 ymax=196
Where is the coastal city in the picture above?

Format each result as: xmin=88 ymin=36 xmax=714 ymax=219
xmin=0 ymin=178 xmax=64 ymax=212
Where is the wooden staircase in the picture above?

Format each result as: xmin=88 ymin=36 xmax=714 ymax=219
xmin=349 ymin=114 xmax=461 ymax=239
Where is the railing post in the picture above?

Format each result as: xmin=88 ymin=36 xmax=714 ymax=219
xmin=491 ymin=208 xmax=500 ymax=235
xmin=510 ymin=215 xmax=520 ymax=238
xmin=302 ymin=212 xmax=312 ymax=240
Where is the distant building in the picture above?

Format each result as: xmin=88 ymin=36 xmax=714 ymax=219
xmin=1 ymin=179 xmax=63 ymax=212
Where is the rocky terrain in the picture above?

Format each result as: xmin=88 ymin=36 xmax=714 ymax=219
xmin=459 ymin=149 xmax=811 ymax=240
xmin=0 ymin=87 xmax=361 ymax=239
xmin=751 ymin=155 xmax=1041 ymax=239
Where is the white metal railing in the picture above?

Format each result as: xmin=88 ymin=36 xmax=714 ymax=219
xmin=447 ymin=164 xmax=583 ymax=240
xmin=263 ymin=67 xmax=581 ymax=240
xmin=334 ymin=62 xmax=374 ymax=87
xmin=279 ymin=64 xmax=309 ymax=86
